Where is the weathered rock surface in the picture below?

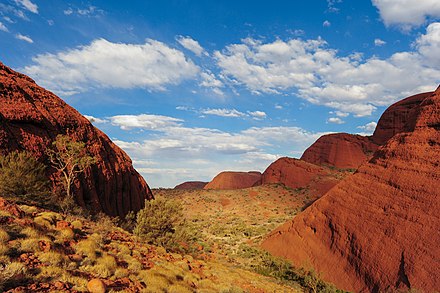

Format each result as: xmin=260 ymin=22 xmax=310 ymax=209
xmin=0 ymin=62 xmax=153 ymax=216
xmin=372 ymin=92 xmax=433 ymax=145
xmin=174 ymin=181 xmax=208 ymax=190
xmin=300 ymin=133 xmax=378 ymax=169
xmin=204 ymin=171 xmax=262 ymax=190
xmin=261 ymin=157 xmax=342 ymax=197
xmin=262 ymin=89 xmax=440 ymax=292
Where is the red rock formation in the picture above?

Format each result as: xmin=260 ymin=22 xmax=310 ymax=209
xmin=262 ymin=89 xmax=440 ymax=292
xmin=261 ymin=157 xmax=342 ymax=196
xmin=174 ymin=181 xmax=208 ymax=190
xmin=372 ymin=92 xmax=433 ymax=145
xmin=204 ymin=171 xmax=262 ymax=190
xmin=300 ymin=133 xmax=378 ymax=169
xmin=0 ymin=62 xmax=153 ymax=216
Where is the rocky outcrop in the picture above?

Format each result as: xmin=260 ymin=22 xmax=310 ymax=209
xmin=262 ymin=89 xmax=440 ymax=292
xmin=372 ymin=92 xmax=433 ymax=145
xmin=204 ymin=171 xmax=262 ymax=190
xmin=261 ymin=157 xmax=342 ymax=196
xmin=174 ymin=181 xmax=208 ymax=190
xmin=300 ymin=133 xmax=378 ymax=169
xmin=0 ymin=62 xmax=153 ymax=216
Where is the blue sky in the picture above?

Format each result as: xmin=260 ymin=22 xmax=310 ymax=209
xmin=1 ymin=0 xmax=440 ymax=187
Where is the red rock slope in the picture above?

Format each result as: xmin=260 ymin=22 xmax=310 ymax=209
xmin=372 ymin=91 xmax=433 ymax=145
xmin=262 ymin=90 xmax=440 ymax=292
xmin=174 ymin=181 xmax=208 ymax=190
xmin=261 ymin=157 xmax=342 ymax=197
xmin=204 ymin=171 xmax=262 ymax=190
xmin=300 ymin=133 xmax=378 ymax=169
xmin=0 ymin=62 xmax=153 ymax=216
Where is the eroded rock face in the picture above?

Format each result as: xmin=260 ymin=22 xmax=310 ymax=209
xmin=0 ymin=62 xmax=153 ymax=216
xmin=261 ymin=157 xmax=342 ymax=196
xmin=174 ymin=181 xmax=208 ymax=190
xmin=300 ymin=133 xmax=378 ymax=169
xmin=262 ymin=89 xmax=440 ymax=292
xmin=372 ymin=92 xmax=433 ymax=145
xmin=204 ymin=171 xmax=262 ymax=190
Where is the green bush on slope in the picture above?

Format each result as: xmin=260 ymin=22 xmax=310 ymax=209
xmin=0 ymin=151 xmax=48 ymax=200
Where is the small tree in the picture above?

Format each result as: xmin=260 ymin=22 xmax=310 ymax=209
xmin=0 ymin=151 xmax=49 ymax=201
xmin=133 ymin=197 xmax=196 ymax=252
xmin=46 ymin=134 xmax=96 ymax=211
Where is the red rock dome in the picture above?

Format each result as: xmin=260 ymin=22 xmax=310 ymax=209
xmin=204 ymin=171 xmax=262 ymax=190
xmin=0 ymin=62 xmax=153 ymax=216
xmin=300 ymin=133 xmax=378 ymax=169
xmin=174 ymin=181 xmax=208 ymax=190
xmin=262 ymin=89 xmax=440 ymax=292
xmin=261 ymin=157 xmax=342 ymax=196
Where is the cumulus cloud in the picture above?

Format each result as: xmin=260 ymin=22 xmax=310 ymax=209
xmin=109 ymin=114 xmax=183 ymax=130
xmin=248 ymin=110 xmax=267 ymax=120
xmin=372 ymin=0 xmax=440 ymax=29
xmin=214 ymin=25 xmax=440 ymax=116
xmin=200 ymin=108 xmax=246 ymax=117
xmin=323 ymin=20 xmax=331 ymax=27
xmin=177 ymin=36 xmax=206 ymax=56
xmin=14 ymin=0 xmax=38 ymax=14
xmin=327 ymin=117 xmax=345 ymax=124
xmin=23 ymin=38 xmax=199 ymax=95
xmin=15 ymin=33 xmax=33 ymax=43
xmin=327 ymin=0 xmax=342 ymax=12
xmin=357 ymin=121 xmax=378 ymax=135
xmin=374 ymin=38 xmax=386 ymax=46
xmin=94 ymin=113 xmax=324 ymax=187
xmin=84 ymin=115 xmax=108 ymax=124
xmin=0 ymin=22 xmax=8 ymax=32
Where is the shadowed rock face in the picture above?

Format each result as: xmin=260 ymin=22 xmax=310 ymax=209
xmin=0 ymin=62 xmax=153 ymax=216
xmin=300 ymin=133 xmax=378 ymax=169
xmin=261 ymin=157 xmax=342 ymax=197
xmin=174 ymin=181 xmax=208 ymax=190
xmin=262 ymin=89 xmax=440 ymax=292
xmin=204 ymin=171 xmax=262 ymax=190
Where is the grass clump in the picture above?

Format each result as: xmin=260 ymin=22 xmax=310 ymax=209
xmin=0 ymin=229 xmax=9 ymax=243
xmin=133 ymin=197 xmax=198 ymax=253
xmin=0 ymin=261 xmax=27 ymax=291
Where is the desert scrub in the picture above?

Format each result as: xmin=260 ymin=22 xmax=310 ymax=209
xmin=36 ymin=251 xmax=65 ymax=266
xmin=74 ymin=235 xmax=101 ymax=261
xmin=0 ymin=261 xmax=27 ymax=291
xmin=134 ymin=197 xmax=198 ymax=253
xmin=0 ymin=151 xmax=49 ymax=201
xmin=0 ymin=229 xmax=9 ymax=243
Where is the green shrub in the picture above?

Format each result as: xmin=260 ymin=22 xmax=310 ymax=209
xmin=0 ymin=151 xmax=48 ymax=201
xmin=133 ymin=197 xmax=197 ymax=252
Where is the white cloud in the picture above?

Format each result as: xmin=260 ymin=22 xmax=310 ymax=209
xmin=327 ymin=117 xmax=345 ymax=124
xmin=0 ymin=22 xmax=8 ymax=32
xmin=108 ymin=114 xmax=325 ymax=187
xmin=109 ymin=114 xmax=183 ymax=130
xmin=84 ymin=115 xmax=108 ymax=124
xmin=15 ymin=33 xmax=33 ymax=43
xmin=177 ymin=36 xmax=206 ymax=56
xmin=23 ymin=38 xmax=199 ymax=95
xmin=323 ymin=20 xmax=331 ymax=27
xmin=330 ymin=110 xmax=349 ymax=117
xmin=248 ymin=110 xmax=267 ymax=120
xmin=64 ymin=6 xmax=103 ymax=17
xmin=275 ymin=104 xmax=283 ymax=109
xmin=200 ymin=108 xmax=246 ymax=118
xmin=374 ymin=38 xmax=386 ymax=46
xmin=214 ymin=25 xmax=440 ymax=116
xmin=357 ymin=121 xmax=377 ymax=135
xmin=15 ymin=0 xmax=38 ymax=14
xmin=327 ymin=0 xmax=342 ymax=12
xmin=372 ymin=0 xmax=440 ymax=29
